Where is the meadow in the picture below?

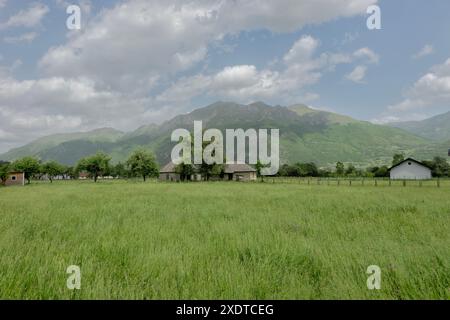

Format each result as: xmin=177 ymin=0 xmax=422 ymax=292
xmin=0 ymin=180 xmax=449 ymax=299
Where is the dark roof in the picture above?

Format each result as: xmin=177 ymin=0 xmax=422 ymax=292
xmin=388 ymin=158 xmax=432 ymax=171
xmin=224 ymin=163 xmax=256 ymax=173
xmin=160 ymin=162 xmax=177 ymax=173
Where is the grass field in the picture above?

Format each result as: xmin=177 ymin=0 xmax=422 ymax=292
xmin=0 ymin=180 xmax=449 ymax=299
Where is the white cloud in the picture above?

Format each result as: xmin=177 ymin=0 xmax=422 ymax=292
xmin=0 ymin=0 xmax=379 ymax=152
xmin=284 ymin=36 xmax=320 ymax=64
xmin=346 ymin=65 xmax=367 ymax=83
xmin=3 ymin=32 xmax=38 ymax=43
xmin=158 ymin=35 xmax=362 ymax=104
xmin=353 ymin=47 xmax=379 ymax=64
xmin=0 ymin=0 xmax=7 ymax=8
xmin=388 ymin=58 xmax=450 ymax=112
xmin=371 ymin=113 xmax=429 ymax=125
xmin=412 ymin=44 xmax=434 ymax=59
xmin=39 ymin=0 xmax=377 ymax=93
xmin=0 ymin=75 xmax=163 ymax=152
xmin=0 ymin=3 xmax=49 ymax=29
xmin=373 ymin=58 xmax=450 ymax=123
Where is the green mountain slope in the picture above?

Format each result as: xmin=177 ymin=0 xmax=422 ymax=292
xmin=389 ymin=111 xmax=450 ymax=141
xmin=0 ymin=102 xmax=446 ymax=167
xmin=0 ymin=128 xmax=124 ymax=164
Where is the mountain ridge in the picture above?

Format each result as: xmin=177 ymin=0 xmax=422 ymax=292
xmin=388 ymin=111 xmax=450 ymax=141
xmin=1 ymin=102 xmax=448 ymax=167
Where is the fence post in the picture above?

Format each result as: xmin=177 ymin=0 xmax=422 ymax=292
xmin=419 ymin=180 xmax=422 ymax=187
xmin=338 ymin=179 xmax=340 ymax=186
xmin=389 ymin=179 xmax=391 ymax=187
xmin=437 ymin=178 xmax=440 ymax=188
xmin=403 ymin=180 xmax=406 ymax=187
xmin=349 ymin=179 xmax=352 ymax=186
xmin=375 ymin=179 xmax=377 ymax=187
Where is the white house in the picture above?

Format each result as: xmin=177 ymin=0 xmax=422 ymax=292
xmin=389 ymin=158 xmax=432 ymax=180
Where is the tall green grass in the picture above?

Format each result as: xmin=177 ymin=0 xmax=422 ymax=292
xmin=0 ymin=180 xmax=449 ymax=299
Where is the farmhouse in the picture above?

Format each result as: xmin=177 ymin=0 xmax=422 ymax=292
xmin=224 ymin=163 xmax=257 ymax=181
xmin=159 ymin=162 xmax=181 ymax=182
xmin=159 ymin=162 xmax=257 ymax=182
xmin=4 ymin=172 xmax=25 ymax=186
xmin=389 ymin=158 xmax=432 ymax=180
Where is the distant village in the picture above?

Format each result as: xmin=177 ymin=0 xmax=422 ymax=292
xmin=1 ymin=148 xmax=449 ymax=187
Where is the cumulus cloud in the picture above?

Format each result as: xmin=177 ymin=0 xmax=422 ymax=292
xmin=412 ymin=44 xmax=434 ymax=59
xmin=39 ymin=0 xmax=377 ymax=93
xmin=0 ymin=0 xmax=7 ymax=8
xmin=0 ymin=75 xmax=162 ymax=152
xmin=0 ymin=3 xmax=49 ymax=29
xmin=353 ymin=47 xmax=379 ymax=64
xmin=158 ymin=35 xmax=367 ymax=104
xmin=372 ymin=58 xmax=450 ymax=123
xmin=389 ymin=58 xmax=450 ymax=112
xmin=0 ymin=0 xmax=379 ymax=152
xmin=346 ymin=65 xmax=367 ymax=83
xmin=3 ymin=32 xmax=38 ymax=43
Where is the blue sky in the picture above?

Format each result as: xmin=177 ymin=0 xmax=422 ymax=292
xmin=0 ymin=0 xmax=449 ymax=152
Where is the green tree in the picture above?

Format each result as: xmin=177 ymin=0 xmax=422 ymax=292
xmin=112 ymin=162 xmax=128 ymax=179
xmin=12 ymin=156 xmax=40 ymax=184
xmin=336 ymin=162 xmax=345 ymax=176
xmin=392 ymin=153 xmax=405 ymax=166
xmin=431 ymin=156 xmax=450 ymax=177
xmin=345 ymin=164 xmax=357 ymax=176
xmin=255 ymin=160 xmax=270 ymax=181
xmin=64 ymin=166 xmax=76 ymax=180
xmin=300 ymin=162 xmax=319 ymax=177
xmin=126 ymin=149 xmax=159 ymax=182
xmin=0 ymin=162 xmax=10 ymax=185
xmin=374 ymin=166 xmax=389 ymax=177
xmin=41 ymin=161 xmax=64 ymax=183
xmin=175 ymin=162 xmax=195 ymax=181
xmin=77 ymin=152 xmax=111 ymax=182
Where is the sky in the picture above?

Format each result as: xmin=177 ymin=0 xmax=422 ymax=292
xmin=0 ymin=0 xmax=450 ymax=153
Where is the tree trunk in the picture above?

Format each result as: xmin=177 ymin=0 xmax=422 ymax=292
xmin=143 ymin=175 xmax=146 ymax=182
xmin=94 ymin=175 xmax=98 ymax=183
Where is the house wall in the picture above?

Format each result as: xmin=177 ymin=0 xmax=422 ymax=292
xmin=5 ymin=172 xmax=25 ymax=186
xmin=233 ymin=172 xmax=257 ymax=182
xmin=159 ymin=173 xmax=181 ymax=182
xmin=390 ymin=162 xmax=432 ymax=180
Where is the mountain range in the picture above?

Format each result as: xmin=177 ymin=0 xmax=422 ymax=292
xmin=1 ymin=102 xmax=449 ymax=167
xmin=388 ymin=111 xmax=450 ymax=141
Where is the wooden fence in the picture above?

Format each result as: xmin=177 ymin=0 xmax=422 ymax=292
xmin=260 ymin=177 xmax=450 ymax=188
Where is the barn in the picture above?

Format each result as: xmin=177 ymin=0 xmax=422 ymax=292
xmin=389 ymin=158 xmax=432 ymax=180
xmin=4 ymin=172 xmax=25 ymax=186
xmin=224 ymin=164 xmax=257 ymax=181
xmin=159 ymin=162 xmax=257 ymax=182
xmin=159 ymin=162 xmax=181 ymax=182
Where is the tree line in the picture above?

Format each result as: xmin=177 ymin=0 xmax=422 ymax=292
xmin=1 ymin=152 xmax=449 ymax=185
xmin=277 ymin=154 xmax=450 ymax=178
xmin=0 ymin=149 xmax=159 ymax=185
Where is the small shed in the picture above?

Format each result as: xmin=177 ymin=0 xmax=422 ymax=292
xmin=159 ymin=162 xmax=181 ymax=182
xmin=389 ymin=158 xmax=432 ymax=180
xmin=224 ymin=164 xmax=257 ymax=181
xmin=5 ymin=172 xmax=25 ymax=186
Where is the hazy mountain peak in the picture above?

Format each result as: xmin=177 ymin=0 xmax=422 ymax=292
xmin=288 ymin=104 xmax=357 ymax=125
xmin=388 ymin=111 xmax=450 ymax=141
